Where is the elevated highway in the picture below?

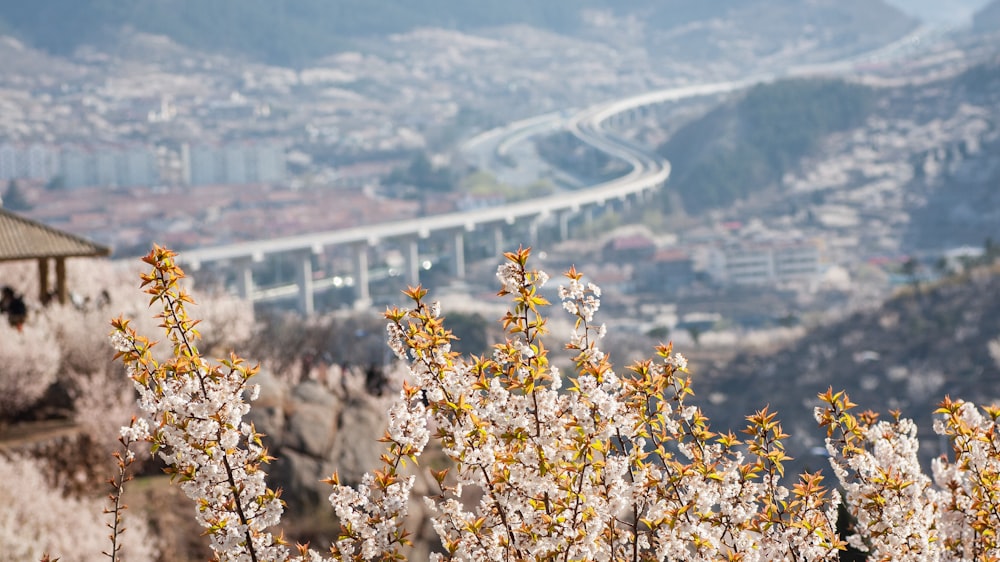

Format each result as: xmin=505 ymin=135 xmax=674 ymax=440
xmin=173 ymin=26 xmax=940 ymax=314
xmin=178 ymin=92 xmax=687 ymax=268
xmin=176 ymin=79 xmax=742 ymax=312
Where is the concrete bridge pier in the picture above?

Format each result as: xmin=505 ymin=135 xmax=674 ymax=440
xmin=559 ymin=210 xmax=571 ymax=241
xmin=406 ymin=238 xmax=421 ymax=287
xmin=453 ymin=230 xmax=466 ymax=280
xmin=493 ymin=224 xmax=505 ymax=256
xmin=296 ymin=251 xmax=315 ymax=316
xmin=237 ymin=258 xmax=255 ymax=300
xmin=620 ymin=194 xmax=632 ymax=214
xmin=354 ymin=244 xmax=371 ymax=310
xmin=583 ymin=206 xmax=594 ymax=230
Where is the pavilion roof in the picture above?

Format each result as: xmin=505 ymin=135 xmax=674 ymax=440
xmin=0 ymin=207 xmax=110 ymax=262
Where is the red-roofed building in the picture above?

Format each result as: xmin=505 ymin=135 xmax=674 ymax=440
xmin=638 ymin=249 xmax=696 ymax=294
xmin=602 ymin=233 xmax=656 ymax=263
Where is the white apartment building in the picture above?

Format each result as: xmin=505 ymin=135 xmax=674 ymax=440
xmin=0 ymin=144 xmax=16 ymax=180
xmin=59 ymin=145 xmax=157 ymax=189
xmin=723 ymin=242 xmax=821 ymax=285
xmin=0 ymin=143 xmax=59 ymax=181
xmin=182 ymin=141 xmax=286 ymax=186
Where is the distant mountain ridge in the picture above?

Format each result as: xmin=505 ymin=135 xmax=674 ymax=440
xmin=0 ymin=0 xmax=915 ymax=66
xmin=657 ymin=79 xmax=877 ymax=215
xmin=884 ymin=0 xmax=991 ymax=24
xmin=974 ymin=0 xmax=1000 ymax=31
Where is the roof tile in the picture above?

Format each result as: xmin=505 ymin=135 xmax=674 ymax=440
xmin=0 ymin=208 xmax=110 ymax=262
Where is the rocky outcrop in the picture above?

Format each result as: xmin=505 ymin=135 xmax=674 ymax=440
xmin=247 ymin=366 xmax=442 ymax=556
xmin=248 ymin=369 xmax=384 ymax=507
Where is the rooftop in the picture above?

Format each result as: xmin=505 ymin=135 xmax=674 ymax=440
xmin=0 ymin=207 xmax=110 ymax=262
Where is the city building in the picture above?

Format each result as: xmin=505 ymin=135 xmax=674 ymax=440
xmin=182 ymin=141 xmax=286 ymax=186
xmin=0 ymin=143 xmax=59 ymax=181
xmin=638 ymin=249 xmax=696 ymax=294
xmin=723 ymin=242 xmax=821 ymax=285
xmin=602 ymin=233 xmax=656 ymax=263
xmin=58 ymin=144 xmax=157 ymax=189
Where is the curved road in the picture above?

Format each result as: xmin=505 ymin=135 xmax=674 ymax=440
xmin=177 ymin=84 xmax=696 ymax=268
xmin=176 ymin=25 xmax=936 ymax=269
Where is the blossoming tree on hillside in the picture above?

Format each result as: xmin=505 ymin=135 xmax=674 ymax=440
xmin=108 ymin=246 xmax=1000 ymax=561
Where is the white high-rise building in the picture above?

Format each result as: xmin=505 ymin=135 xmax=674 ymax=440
xmin=95 ymin=151 xmax=117 ymax=186
xmin=723 ymin=242 xmax=821 ymax=285
xmin=183 ymin=143 xmax=222 ymax=185
xmin=59 ymin=149 xmax=94 ymax=188
xmin=27 ymin=144 xmax=55 ymax=179
xmin=0 ymin=143 xmax=58 ymax=181
xmin=59 ymin=145 xmax=157 ymax=189
xmin=0 ymin=144 xmax=16 ymax=180
xmin=182 ymin=141 xmax=286 ymax=186
xmin=224 ymin=145 xmax=248 ymax=185
xmin=251 ymin=142 xmax=286 ymax=184
xmin=122 ymin=147 xmax=155 ymax=187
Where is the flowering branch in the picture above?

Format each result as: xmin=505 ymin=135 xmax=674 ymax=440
xmin=103 ymin=245 xmax=1000 ymax=562
xmin=377 ymin=247 xmax=844 ymax=561
xmin=817 ymin=389 xmax=941 ymax=561
xmin=103 ymin=417 xmax=144 ymax=561
xmin=111 ymin=246 xmax=288 ymax=562
xmin=932 ymin=396 xmax=1000 ymax=560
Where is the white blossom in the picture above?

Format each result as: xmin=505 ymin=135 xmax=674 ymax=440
xmin=102 ymin=248 xmax=1000 ymax=562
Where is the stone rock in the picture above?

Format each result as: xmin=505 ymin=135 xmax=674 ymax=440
xmin=256 ymin=376 xmax=390 ymax=500
xmin=245 ymin=371 xmax=288 ymax=448
xmin=271 ymin=447 xmax=328 ymax=512
xmin=284 ymin=401 xmax=337 ymax=457
xmin=323 ymin=396 xmax=387 ymax=484
xmin=247 ymin=404 xmax=286 ymax=448
xmin=249 ymin=370 xmax=287 ymax=409
xmin=292 ymin=380 xmax=338 ymax=407
xmin=257 ymin=375 xmax=425 ymax=547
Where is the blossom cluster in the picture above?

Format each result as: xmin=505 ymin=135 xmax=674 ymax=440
xmin=111 ymin=247 xmax=289 ymax=562
xmin=817 ymin=390 xmax=1000 ymax=561
xmin=109 ymin=245 xmax=1000 ymax=561
xmin=373 ymin=248 xmax=844 ymax=560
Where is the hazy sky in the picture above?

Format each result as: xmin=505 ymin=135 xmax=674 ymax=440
xmin=883 ymin=0 xmax=992 ymax=24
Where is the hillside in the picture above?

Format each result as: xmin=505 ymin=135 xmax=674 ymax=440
xmin=901 ymin=59 xmax=1000 ymax=250
xmin=884 ymin=0 xmax=990 ymax=24
xmin=656 ymin=78 xmax=876 ymax=215
xmin=696 ymin=264 xmax=1000 ymax=474
xmin=0 ymin=0 xmax=915 ymax=66
xmin=645 ymin=0 xmax=915 ymax=66
xmin=0 ymin=1 xmax=725 ymax=65
xmin=974 ymin=0 xmax=1000 ymax=32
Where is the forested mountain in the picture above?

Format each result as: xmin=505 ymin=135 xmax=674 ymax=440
xmin=900 ymin=59 xmax=1000 ymax=250
xmin=698 ymin=262 xmax=1000 ymax=475
xmin=0 ymin=1 xmax=734 ymax=65
xmin=657 ymin=79 xmax=876 ymax=214
xmin=0 ymin=0 xmax=914 ymax=66
xmin=974 ymin=0 xmax=1000 ymax=32
xmin=883 ymin=0 xmax=990 ymax=24
xmin=0 ymin=0 xmax=603 ymax=64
